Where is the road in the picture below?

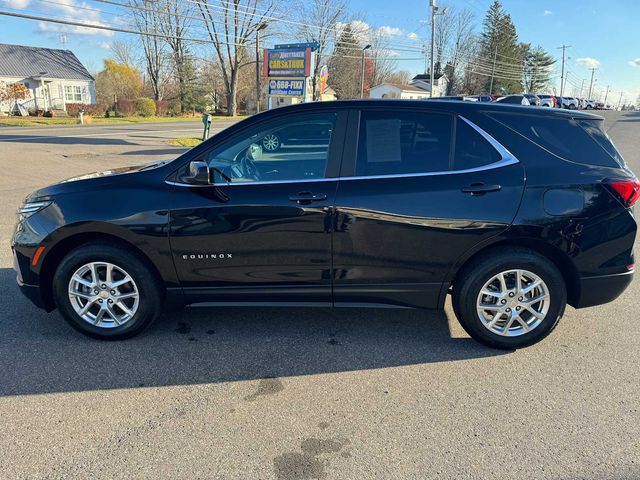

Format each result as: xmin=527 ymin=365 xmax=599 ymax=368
xmin=1 ymin=112 xmax=639 ymax=479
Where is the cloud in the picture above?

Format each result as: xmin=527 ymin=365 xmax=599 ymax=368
xmin=100 ymin=41 xmax=111 ymax=49
xmin=378 ymin=26 xmax=402 ymax=36
xmin=2 ymin=0 xmax=30 ymax=8
xmin=577 ymin=57 xmax=601 ymax=69
xmin=543 ymin=10 xmax=553 ymax=16
xmin=30 ymin=0 xmax=113 ymax=37
xmin=407 ymin=32 xmax=419 ymax=41
xmin=628 ymin=58 xmax=640 ymax=67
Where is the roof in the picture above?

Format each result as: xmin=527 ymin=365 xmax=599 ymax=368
xmin=372 ymin=83 xmax=430 ymax=93
xmin=0 ymin=43 xmax=94 ymax=81
xmin=412 ymin=73 xmax=446 ymax=82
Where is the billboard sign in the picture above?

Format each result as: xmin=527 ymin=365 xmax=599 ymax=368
xmin=264 ymin=47 xmax=311 ymax=78
xmin=268 ymin=78 xmax=305 ymax=97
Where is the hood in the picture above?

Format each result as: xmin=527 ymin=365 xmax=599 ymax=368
xmin=26 ymin=160 xmax=168 ymax=201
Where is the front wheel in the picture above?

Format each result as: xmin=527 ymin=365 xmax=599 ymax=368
xmin=53 ymin=242 xmax=162 ymax=340
xmin=452 ymin=248 xmax=566 ymax=349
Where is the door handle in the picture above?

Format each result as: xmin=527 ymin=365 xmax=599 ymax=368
xmin=289 ymin=192 xmax=328 ymax=204
xmin=461 ymin=183 xmax=502 ymax=195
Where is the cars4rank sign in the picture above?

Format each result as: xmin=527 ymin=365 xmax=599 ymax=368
xmin=269 ymin=79 xmax=305 ymax=97
xmin=264 ymin=47 xmax=311 ymax=78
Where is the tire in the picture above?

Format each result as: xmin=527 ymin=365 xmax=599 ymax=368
xmin=262 ymin=133 xmax=281 ymax=152
xmin=452 ymin=248 xmax=566 ymax=349
xmin=53 ymin=242 xmax=163 ymax=340
xmin=586 ymin=105 xmax=592 ymax=110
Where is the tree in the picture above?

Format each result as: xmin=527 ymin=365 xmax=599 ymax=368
xmin=95 ymin=59 xmax=143 ymax=105
xmin=445 ymin=8 xmax=475 ymax=94
xmin=158 ymin=0 xmax=192 ymax=112
xmin=328 ymin=24 xmax=362 ymax=99
xmin=521 ymin=44 xmax=555 ymax=93
xmin=478 ymin=0 xmax=522 ymax=94
xmin=130 ymin=0 xmax=169 ymax=101
xmin=367 ymin=28 xmax=398 ymax=88
xmin=295 ymin=0 xmax=347 ymax=99
xmin=110 ymin=38 xmax=138 ymax=66
xmin=386 ymin=70 xmax=412 ymax=85
xmin=0 ymin=82 xmax=30 ymax=114
xmin=196 ymin=0 xmax=275 ymax=116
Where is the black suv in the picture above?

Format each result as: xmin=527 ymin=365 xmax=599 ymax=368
xmin=12 ymin=100 xmax=637 ymax=349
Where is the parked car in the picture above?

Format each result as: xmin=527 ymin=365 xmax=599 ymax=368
xmin=427 ymin=96 xmax=476 ymax=102
xmin=260 ymin=120 xmax=332 ymax=152
xmin=537 ymin=94 xmax=557 ymax=108
xmin=12 ymin=100 xmax=637 ymax=349
xmin=559 ymin=97 xmax=579 ymax=109
xmin=467 ymin=95 xmax=495 ymax=102
xmin=582 ymin=99 xmax=596 ymax=110
xmin=496 ymin=95 xmax=531 ymax=105
xmin=523 ymin=94 xmax=541 ymax=106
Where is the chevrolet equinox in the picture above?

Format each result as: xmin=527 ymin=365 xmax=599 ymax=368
xmin=12 ymin=100 xmax=637 ymax=349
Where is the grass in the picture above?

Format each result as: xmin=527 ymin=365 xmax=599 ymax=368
xmin=168 ymin=137 xmax=203 ymax=147
xmin=0 ymin=114 xmax=246 ymax=127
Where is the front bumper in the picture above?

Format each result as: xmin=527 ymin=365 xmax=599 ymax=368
xmin=573 ymin=270 xmax=634 ymax=308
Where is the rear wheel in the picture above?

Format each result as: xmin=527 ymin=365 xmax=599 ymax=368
xmin=452 ymin=248 xmax=566 ymax=349
xmin=262 ymin=133 xmax=281 ymax=151
xmin=53 ymin=242 xmax=162 ymax=340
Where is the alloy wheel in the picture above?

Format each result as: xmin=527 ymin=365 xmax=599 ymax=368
xmin=476 ymin=269 xmax=550 ymax=337
xmin=262 ymin=134 xmax=280 ymax=151
xmin=68 ymin=261 xmax=140 ymax=328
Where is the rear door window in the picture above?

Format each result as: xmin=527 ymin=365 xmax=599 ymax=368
xmin=489 ymin=112 xmax=625 ymax=168
xmin=356 ymin=110 xmax=452 ymax=176
xmin=453 ymin=118 xmax=502 ymax=170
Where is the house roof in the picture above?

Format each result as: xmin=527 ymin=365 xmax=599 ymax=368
xmin=0 ymin=43 xmax=94 ymax=81
xmin=372 ymin=83 xmax=429 ymax=93
xmin=412 ymin=73 xmax=446 ymax=82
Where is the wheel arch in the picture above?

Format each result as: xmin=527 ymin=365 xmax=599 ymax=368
xmin=39 ymin=232 xmax=166 ymax=311
xmin=447 ymin=238 xmax=580 ymax=307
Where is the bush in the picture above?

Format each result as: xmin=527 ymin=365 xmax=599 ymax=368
xmin=66 ymin=103 xmax=106 ymax=117
xmin=115 ymin=98 xmax=136 ymax=116
xmin=168 ymin=100 xmax=181 ymax=117
xmin=155 ymin=99 xmax=169 ymax=117
xmin=136 ymin=97 xmax=156 ymax=117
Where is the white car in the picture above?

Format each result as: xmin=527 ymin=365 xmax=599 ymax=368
xmin=559 ymin=97 xmax=579 ymax=109
xmin=582 ymin=99 xmax=596 ymax=110
xmin=537 ymin=94 xmax=556 ymax=107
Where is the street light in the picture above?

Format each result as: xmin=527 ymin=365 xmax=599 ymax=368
xmin=360 ymin=44 xmax=371 ymax=99
xmin=255 ymin=22 xmax=268 ymax=113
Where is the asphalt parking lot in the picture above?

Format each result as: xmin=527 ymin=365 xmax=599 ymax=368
xmin=1 ymin=111 xmax=639 ymax=479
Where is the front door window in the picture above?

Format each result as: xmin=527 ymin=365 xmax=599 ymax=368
xmin=205 ymin=113 xmax=337 ymax=184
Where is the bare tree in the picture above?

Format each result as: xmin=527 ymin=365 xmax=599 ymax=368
xmin=197 ymin=0 xmax=275 ymax=116
xmin=386 ymin=70 xmax=412 ymax=85
xmin=130 ymin=0 xmax=168 ymax=101
xmin=158 ymin=0 xmax=191 ymax=111
xmin=110 ymin=38 xmax=138 ymax=66
xmin=368 ymin=29 xmax=398 ymax=87
xmin=295 ymin=0 xmax=347 ymax=99
xmin=445 ymin=8 xmax=475 ymax=94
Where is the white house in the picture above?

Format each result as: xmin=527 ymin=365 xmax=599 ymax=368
xmin=409 ymin=73 xmax=449 ymax=97
xmin=369 ymin=83 xmax=432 ymax=100
xmin=0 ymin=43 xmax=95 ymax=115
xmin=369 ymin=73 xmax=450 ymax=100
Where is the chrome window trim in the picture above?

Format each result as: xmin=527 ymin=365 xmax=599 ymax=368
xmin=165 ymin=115 xmax=519 ymax=188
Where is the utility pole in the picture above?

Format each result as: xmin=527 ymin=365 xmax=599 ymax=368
xmin=587 ymin=67 xmax=597 ymax=99
xmin=617 ymin=91 xmax=623 ymax=110
xmin=428 ymin=1 xmax=447 ymax=97
xmin=603 ymin=85 xmax=610 ymax=105
xmin=557 ymin=44 xmax=571 ymax=98
xmin=579 ymin=78 xmax=586 ymax=97
xmin=360 ymin=44 xmax=371 ymax=99
xmin=255 ymin=22 xmax=268 ymax=113
xmin=489 ymin=45 xmax=497 ymax=95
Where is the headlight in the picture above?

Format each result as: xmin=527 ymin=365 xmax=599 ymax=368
xmin=17 ymin=201 xmax=51 ymax=217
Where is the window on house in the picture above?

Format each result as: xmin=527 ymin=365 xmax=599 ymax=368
xmin=65 ymin=86 xmax=83 ymax=102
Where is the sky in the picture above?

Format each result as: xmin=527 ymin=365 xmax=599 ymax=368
xmin=0 ymin=0 xmax=638 ymax=104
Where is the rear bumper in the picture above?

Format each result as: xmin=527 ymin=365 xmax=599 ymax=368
xmin=573 ymin=270 xmax=634 ymax=308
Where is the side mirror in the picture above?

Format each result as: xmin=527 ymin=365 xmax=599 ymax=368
xmin=187 ymin=160 xmax=210 ymax=185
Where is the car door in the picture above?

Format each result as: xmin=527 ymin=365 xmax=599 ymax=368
xmin=332 ymin=107 xmax=525 ymax=309
xmin=168 ymin=110 xmax=347 ymax=306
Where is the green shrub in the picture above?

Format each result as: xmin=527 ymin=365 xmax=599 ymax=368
xmin=136 ymin=97 xmax=156 ymax=117
xmin=168 ymin=100 xmax=181 ymax=117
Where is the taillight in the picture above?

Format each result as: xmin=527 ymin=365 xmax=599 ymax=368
xmin=607 ymin=179 xmax=640 ymax=207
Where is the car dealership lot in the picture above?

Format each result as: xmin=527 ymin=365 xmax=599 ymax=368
xmin=1 ymin=112 xmax=639 ymax=479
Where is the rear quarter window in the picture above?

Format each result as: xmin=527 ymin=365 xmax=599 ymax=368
xmin=489 ymin=112 xmax=625 ymax=168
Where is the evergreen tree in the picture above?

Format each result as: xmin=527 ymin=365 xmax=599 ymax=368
xmin=521 ymin=44 xmax=556 ymax=93
xmin=328 ymin=25 xmax=362 ymax=99
xmin=479 ymin=0 xmax=521 ymax=94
